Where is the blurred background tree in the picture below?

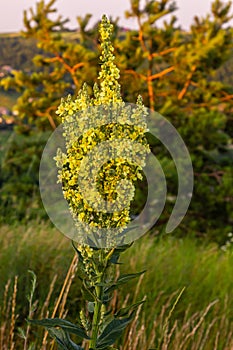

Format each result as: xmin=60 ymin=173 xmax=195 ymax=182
xmin=116 ymin=0 xmax=233 ymax=242
xmin=1 ymin=0 xmax=99 ymax=131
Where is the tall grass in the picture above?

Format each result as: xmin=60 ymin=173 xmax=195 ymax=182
xmin=118 ymin=236 xmax=233 ymax=349
xmin=0 ymin=222 xmax=232 ymax=349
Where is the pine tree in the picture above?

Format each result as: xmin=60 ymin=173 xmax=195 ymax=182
xmin=117 ymin=0 xmax=233 ymax=242
xmin=1 ymin=0 xmax=99 ymax=130
xmin=117 ymin=0 xmax=178 ymax=110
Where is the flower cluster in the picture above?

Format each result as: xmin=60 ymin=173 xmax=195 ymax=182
xmin=77 ymin=244 xmax=95 ymax=281
xmin=55 ymin=15 xmax=149 ymax=247
xmin=97 ymin=15 xmax=121 ymax=104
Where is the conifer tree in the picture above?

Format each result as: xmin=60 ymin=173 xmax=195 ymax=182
xmin=117 ymin=0 xmax=178 ymax=110
xmin=1 ymin=0 xmax=99 ymax=130
xmin=117 ymin=0 xmax=233 ymax=242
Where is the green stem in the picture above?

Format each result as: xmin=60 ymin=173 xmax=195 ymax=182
xmin=89 ymin=249 xmax=114 ymax=349
xmin=89 ymin=284 xmax=103 ymax=349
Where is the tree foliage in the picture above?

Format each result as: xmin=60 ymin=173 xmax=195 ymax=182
xmin=1 ymin=0 xmax=99 ymax=130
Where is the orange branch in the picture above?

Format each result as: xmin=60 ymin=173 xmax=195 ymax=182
xmin=148 ymin=66 xmax=175 ymax=81
xmin=152 ymin=47 xmax=177 ymax=58
xmin=124 ymin=69 xmax=147 ymax=81
xmin=178 ymin=65 xmax=197 ymax=100
xmin=73 ymin=62 xmax=85 ymax=72
xmin=46 ymin=55 xmax=73 ymax=75
xmin=137 ymin=17 xmax=147 ymax=53
xmin=147 ymin=79 xmax=155 ymax=111
xmin=221 ymin=94 xmax=233 ymax=102
xmin=189 ymin=93 xmax=233 ymax=109
xmin=45 ymin=55 xmax=84 ymax=87
xmin=37 ymin=106 xmax=57 ymax=130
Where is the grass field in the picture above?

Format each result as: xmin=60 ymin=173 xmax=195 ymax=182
xmin=0 ymin=130 xmax=13 ymax=162
xmin=0 ymin=222 xmax=232 ymax=349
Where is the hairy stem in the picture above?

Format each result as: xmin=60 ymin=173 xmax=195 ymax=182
xmin=89 ymin=284 xmax=103 ymax=349
xmin=89 ymin=249 xmax=115 ymax=349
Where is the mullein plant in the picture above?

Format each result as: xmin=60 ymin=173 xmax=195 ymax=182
xmin=30 ymin=15 xmax=149 ymax=350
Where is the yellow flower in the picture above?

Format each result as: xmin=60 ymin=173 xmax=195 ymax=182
xmin=55 ymin=15 xmax=149 ymax=245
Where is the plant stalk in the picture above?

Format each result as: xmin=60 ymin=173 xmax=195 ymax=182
xmin=89 ymin=283 xmax=103 ymax=349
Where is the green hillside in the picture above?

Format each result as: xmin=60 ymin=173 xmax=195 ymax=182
xmin=0 ymin=33 xmax=39 ymax=70
xmin=0 ymin=31 xmax=83 ymax=70
xmin=0 ymin=31 xmax=84 ymax=110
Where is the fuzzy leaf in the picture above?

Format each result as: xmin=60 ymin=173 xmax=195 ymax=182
xmin=117 ymin=270 xmax=146 ymax=284
xmin=105 ymin=270 xmax=146 ymax=294
xmin=28 ymin=318 xmax=90 ymax=339
xmin=96 ymin=313 xmax=135 ymax=349
xmin=109 ymin=243 xmax=133 ymax=265
xmin=88 ymin=302 xmax=95 ymax=313
xmin=48 ymin=328 xmax=84 ymax=350
xmin=114 ymin=300 xmax=145 ymax=318
xmin=82 ymin=281 xmax=96 ymax=302
xmin=72 ymin=241 xmax=84 ymax=262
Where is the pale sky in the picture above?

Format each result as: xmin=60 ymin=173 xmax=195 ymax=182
xmin=0 ymin=0 xmax=227 ymax=33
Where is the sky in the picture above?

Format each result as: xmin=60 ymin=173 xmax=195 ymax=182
xmin=0 ymin=0 xmax=218 ymax=33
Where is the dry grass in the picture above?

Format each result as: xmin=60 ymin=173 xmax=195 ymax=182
xmin=120 ymin=280 xmax=233 ymax=350
xmin=0 ymin=223 xmax=233 ymax=349
xmin=0 ymin=254 xmax=77 ymax=350
xmin=1 ymin=259 xmax=233 ymax=350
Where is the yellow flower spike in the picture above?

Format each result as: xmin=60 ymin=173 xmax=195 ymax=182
xmin=55 ymin=15 xmax=149 ymax=248
xmin=97 ymin=15 xmax=122 ymax=105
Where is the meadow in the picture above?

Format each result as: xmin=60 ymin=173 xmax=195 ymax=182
xmin=0 ymin=222 xmax=232 ymax=349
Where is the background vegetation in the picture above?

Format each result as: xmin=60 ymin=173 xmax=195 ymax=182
xmin=0 ymin=0 xmax=233 ymax=348
xmin=1 ymin=224 xmax=233 ymax=349
xmin=0 ymin=0 xmax=232 ymax=243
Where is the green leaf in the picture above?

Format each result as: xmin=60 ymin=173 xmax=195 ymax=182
xmin=48 ymin=328 xmax=84 ymax=350
xmin=105 ymin=270 xmax=146 ymax=293
xmin=28 ymin=343 xmax=36 ymax=350
xmin=18 ymin=327 xmax=26 ymax=340
xmin=96 ymin=313 xmax=135 ymax=349
xmin=103 ymin=293 xmax=113 ymax=304
xmin=88 ymin=302 xmax=95 ymax=313
xmin=72 ymin=241 xmax=84 ymax=264
xmin=114 ymin=300 xmax=145 ymax=318
xmin=28 ymin=318 xmax=90 ymax=339
xmin=81 ymin=280 xmax=96 ymax=302
xmin=117 ymin=270 xmax=146 ymax=284
xmin=27 ymin=270 xmax=37 ymax=303
xmin=109 ymin=243 xmax=133 ymax=265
